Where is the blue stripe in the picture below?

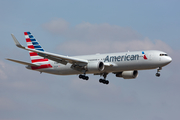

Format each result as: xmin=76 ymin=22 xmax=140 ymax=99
xmin=27 ymin=32 xmax=31 ymax=35
xmin=29 ymin=35 xmax=34 ymax=38
xmin=36 ymin=49 xmax=44 ymax=51
xmin=30 ymin=39 xmax=36 ymax=42
xmin=32 ymin=42 xmax=39 ymax=45
xmin=34 ymin=45 xmax=42 ymax=49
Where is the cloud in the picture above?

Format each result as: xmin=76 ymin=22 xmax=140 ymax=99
xmin=0 ymin=60 xmax=49 ymax=94
xmin=43 ymin=18 xmax=142 ymax=41
xmin=1 ymin=80 xmax=49 ymax=93
xmin=0 ymin=60 xmax=9 ymax=80
xmin=70 ymin=78 xmax=122 ymax=102
xmin=43 ymin=18 xmax=173 ymax=55
xmin=0 ymin=97 xmax=17 ymax=111
xmin=57 ymin=37 xmax=173 ymax=55
xmin=43 ymin=18 xmax=69 ymax=34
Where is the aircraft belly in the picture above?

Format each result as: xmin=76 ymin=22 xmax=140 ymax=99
xmin=104 ymin=60 xmax=158 ymax=72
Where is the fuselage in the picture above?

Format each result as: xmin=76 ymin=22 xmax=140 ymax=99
xmin=28 ymin=50 xmax=172 ymax=75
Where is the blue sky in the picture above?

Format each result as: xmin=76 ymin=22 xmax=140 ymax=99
xmin=0 ymin=0 xmax=180 ymax=120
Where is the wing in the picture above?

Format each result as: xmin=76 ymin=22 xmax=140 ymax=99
xmin=11 ymin=34 xmax=88 ymax=66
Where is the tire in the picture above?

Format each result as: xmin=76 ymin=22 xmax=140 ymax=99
xmin=85 ymin=76 xmax=89 ymax=80
xmin=156 ymin=73 xmax=160 ymax=77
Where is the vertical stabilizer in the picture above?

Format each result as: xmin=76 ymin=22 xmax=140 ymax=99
xmin=24 ymin=32 xmax=49 ymax=64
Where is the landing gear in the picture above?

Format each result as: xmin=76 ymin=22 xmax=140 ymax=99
xmin=99 ymin=73 xmax=109 ymax=85
xmin=156 ymin=67 xmax=162 ymax=77
xmin=99 ymin=79 xmax=109 ymax=84
xmin=156 ymin=73 xmax=160 ymax=77
xmin=78 ymin=72 xmax=109 ymax=85
xmin=79 ymin=74 xmax=89 ymax=80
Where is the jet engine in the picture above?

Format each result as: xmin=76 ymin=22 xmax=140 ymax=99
xmin=116 ymin=70 xmax=138 ymax=79
xmin=87 ymin=61 xmax=104 ymax=73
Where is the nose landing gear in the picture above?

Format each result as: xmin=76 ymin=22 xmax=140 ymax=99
xmin=156 ymin=67 xmax=162 ymax=77
xmin=156 ymin=73 xmax=160 ymax=77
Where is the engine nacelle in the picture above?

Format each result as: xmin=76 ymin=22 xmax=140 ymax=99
xmin=87 ymin=61 xmax=104 ymax=73
xmin=116 ymin=70 xmax=138 ymax=79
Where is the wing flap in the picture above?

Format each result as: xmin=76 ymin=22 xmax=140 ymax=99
xmin=38 ymin=53 xmax=68 ymax=65
xmin=6 ymin=58 xmax=40 ymax=67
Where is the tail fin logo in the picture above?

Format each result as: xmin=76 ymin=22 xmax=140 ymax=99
xmin=24 ymin=32 xmax=49 ymax=64
xmin=24 ymin=32 xmax=44 ymax=51
xmin=142 ymin=51 xmax=148 ymax=60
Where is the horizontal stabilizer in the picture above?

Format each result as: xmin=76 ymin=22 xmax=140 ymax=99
xmin=6 ymin=58 xmax=40 ymax=67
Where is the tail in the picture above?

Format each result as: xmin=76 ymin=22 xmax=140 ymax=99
xmin=24 ymin=32 xmax=49 ymax=64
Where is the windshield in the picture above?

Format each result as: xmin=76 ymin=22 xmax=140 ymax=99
xmin=160 ymin=54 xmax=168 ymax=56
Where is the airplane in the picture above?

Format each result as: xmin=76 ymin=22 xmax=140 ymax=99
xmin=7 ymin=32 xmax=172 ymax=85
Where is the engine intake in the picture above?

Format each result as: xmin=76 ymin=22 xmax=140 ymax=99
xmin=116 ymin=70 xmax=138 ymax=79
xmin=87 ymin=61 xmax=104 ymax=73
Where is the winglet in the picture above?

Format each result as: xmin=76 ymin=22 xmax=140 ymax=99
xmin=11 ymin=34 xmax=25 ymax=49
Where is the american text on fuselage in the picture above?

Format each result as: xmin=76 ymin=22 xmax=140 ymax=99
xmin=104 ymin=54 xmax=139 ymax=62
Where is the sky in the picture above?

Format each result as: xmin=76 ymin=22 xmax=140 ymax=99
xmin=0 ymin=0 xmax=180 ymax=120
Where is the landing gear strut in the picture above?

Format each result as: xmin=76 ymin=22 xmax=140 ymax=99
xmin=79 ymin=74 xmax=89 ymax=80
xmin=156 ymin=67 xmax=162 ymax=77
xmin=99 ymin=73 xmax=109 ymax=85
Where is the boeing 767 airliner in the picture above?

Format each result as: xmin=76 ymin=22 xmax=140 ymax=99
xmin=7 ymin=32 xmax=172 ymax=85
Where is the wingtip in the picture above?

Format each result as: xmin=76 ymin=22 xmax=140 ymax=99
xmin=11 ymin=34 xmax=25 ymax=49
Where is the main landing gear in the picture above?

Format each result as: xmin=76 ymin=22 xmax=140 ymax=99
xmin=99 ymin=79 xmax=109 ymax=84
xmin=79 ymin=74 xmax=89 ymax=80
xmin=99 ymin=73 xmax=109 ymax=85
xmin=78 ymin=73 xmax=109 ymax=85
xmin=156 ymin=67 xmax=162 ymax=77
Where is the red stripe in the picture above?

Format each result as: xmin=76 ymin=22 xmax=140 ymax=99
xmin=29 ymin=52 xmax=38 ymax=56
xmin=31 ymin=59 xmax=48 ymax=63
xmin=28 ymin=45 xmax=35 ymax=49
xmin=24 ymin=32 xmax=28 ymax=35
xmin=26 ymin=38 xmax=31 ymax=42
xmin=31 ymin=64 xmax=52 ymax=70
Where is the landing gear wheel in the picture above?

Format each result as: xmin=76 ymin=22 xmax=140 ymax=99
xmin=105 ymin=80 xmax=109 ymax=85
xmin=85 ymin=76 xmax=89 ymax=80
xmin=79 ymin=74 xmax=89 ymax=80
xmin=99 ymin=79 xmax=109 ymax=85
xmin=79 ymin=74 xmax=83 ymax=79
xmin=156 ymin=73 xmax=160 ymax=77
xmin=99 ymin=79 xmax=103 ymax=83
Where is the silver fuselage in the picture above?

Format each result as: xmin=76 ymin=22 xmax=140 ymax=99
xmin=30 ymin=50 xmax=172 ymax=75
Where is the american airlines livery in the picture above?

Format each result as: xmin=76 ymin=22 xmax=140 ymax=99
xmin=7 ymin=32 xmax=172 ymax=85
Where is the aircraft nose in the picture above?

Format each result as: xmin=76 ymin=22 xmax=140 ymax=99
xmin=169 ymin=56 xmax=172 ymax=63
xmin=165 ymin=56 xmax=172 ymax=64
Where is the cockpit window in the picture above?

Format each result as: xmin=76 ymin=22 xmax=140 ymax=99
xmin=160 ymin=54 xmax=168 ymax=56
